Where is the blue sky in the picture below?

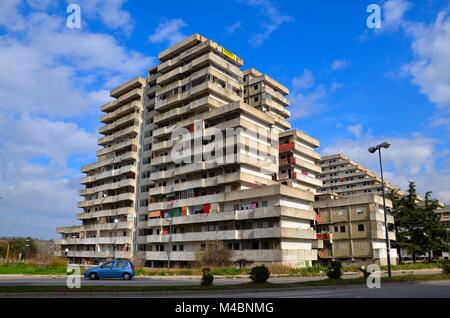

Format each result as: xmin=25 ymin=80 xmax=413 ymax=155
xmin=0 ymin=0 xmax=449 ymax=239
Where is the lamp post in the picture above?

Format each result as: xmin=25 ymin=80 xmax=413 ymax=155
xmin=113 ymin=218 xmax=119 ymax=259
xmin=167 ymin=218 xmax=173 ymax=269
xmin=368 ymin=141 xmax=392 ymax=278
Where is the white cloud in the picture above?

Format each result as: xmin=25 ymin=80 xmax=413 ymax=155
xmin=347 ymin=124 xmax=363 ymax=138
xmin=70 ymin=0 xmax=133 ymax=33
xmin=0 ymin=114 xmax=97 ymax=166
xmin=0 ymin=0 xmax=25 ymax=31
xmin=292 ymin=69 xmax=314 ymax=90
xmin=243 ymin=0 xmax=293 ymax=46
xmin=382 ymin=0 xmax=411 ymax=31
xmin=0 ymin=114 xmax=97 ymax=239
xmin=321 ymin=132 xmax=450 ymax=203
xmin=289 ymin=69 xmax=339 ymax=119
xmin=403 ymin=11 xmax=450 ymax=109
xmin=0 ymin=6 xmax=153 ymax=238
xmin=331 ymin=59 xmax=349 ymax=71
xmin=0 ymin=12 xmax=152 ymax=117
xmin=148 ymin=18 xmax=188 ymax=46
xmin=226 ymin=21 xmax=241 ymax=35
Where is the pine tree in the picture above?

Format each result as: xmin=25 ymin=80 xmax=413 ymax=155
xmin=421 ymin=192 xmax=446 ymax=261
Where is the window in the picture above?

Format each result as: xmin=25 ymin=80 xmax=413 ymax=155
xmin=261 ymin=201 xmax=268 ymax=208
xmin=115 ymin=261 xmax=127 ymax=268
xmin=101 ymin=261 xmax=114 ymax=269
xmin=334 ymin=226 xmax=339 ymax=232
xmin=254 ymin=84 xmax=258 ymax=90
xmin=358 ymin=224 xmax=365 ymax=231
xmin=356 ymin=208 xmax=364 ymax=214
xmin=340 ymin=225 xmax=346 ymax=233
xmin=179 ymin=245 xmax=184 ymax=251
xmin=172 ymin=245 xmax=177 ymax=251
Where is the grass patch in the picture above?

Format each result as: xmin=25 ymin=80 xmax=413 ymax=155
xmin=0 ymin=263 xmax=67 ymax=275
xmin=0 ymin=273 xmax=448 ymax=294
xmin=383 ymin=262 xmax=442 ymax=271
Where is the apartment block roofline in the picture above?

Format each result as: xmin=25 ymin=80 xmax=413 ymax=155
xmin=110 ymin=76 xmax=146 ymax=98
xmin=313 ymin=193 xmax=393 ymax=209
xmin=158 ymin=33 xmax=244 ymax=67
xmin=320 ymin=153 xmax=405 ymax=196
xmin=280 ymin=129 xmax=320 ymax=148
xmin=243 ymin=68 xmax=289 ymax=95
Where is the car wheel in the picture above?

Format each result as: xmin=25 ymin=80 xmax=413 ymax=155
xmin=123 ymin=273 xmax=132 ymax=280
xmin=89 ymin=272 xmax=98 ymax=280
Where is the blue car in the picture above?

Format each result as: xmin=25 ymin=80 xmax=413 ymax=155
xmin=84 ymin=260 xmax=135 ymax=280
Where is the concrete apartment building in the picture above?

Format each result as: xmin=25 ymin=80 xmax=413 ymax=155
xmin=56 ymin=78 xmax=145 ymax=263
xmin=317 ymin=154 xmax=404 ymax=197
xmin=56 ymin=34 xmax=323 ymax=267
xmin=436 ymin=205 xmax=450 ymax=259
xmin=314 ymin=193 xmax=397 ymax=266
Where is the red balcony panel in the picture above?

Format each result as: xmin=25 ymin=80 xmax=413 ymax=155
xmin=278 ymin=142 xmax=294 ymax=153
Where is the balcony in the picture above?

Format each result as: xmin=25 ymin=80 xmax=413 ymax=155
xmin=81 ymin=152 xmax=138 ymax=173
xmin=64 ymin=250 xmax=132 ymax=259
xmin=96 ymin=138 xmax=138 ymax=157
xmin=80 ymin=164 xmax=137 ymax=184
xmin=101 ymin=100 xmax=141 ymax=124
xmin=83 ymin=221 xmax=134 ymax=231
xmin=99 ymin=113 xmax=140 ymax=135
xmin=278 ymin=142 xmax=321 ymax=161
xmin=149 ymin=171 xmax=246 ymax=196
xmin=146 ymin=206 xmax=314 ymax=227
xmin=155 ymin=80 xmax=240 ymax=111
xmin=154 ymin=96 xmax=223 ymax=124
xmin=77 ymin=193 xmax=135 ymax=208
xmin=76 ymin=207 xmax=134 ymax=220
xmin=56 ymin=236 xmax=132 ymax=246
xmin=97 ymin=126 xmax=139 ymax=146
xmin=110 ymin=77 xmax=145 ymax=98
xmin=143 ymin=249 xmax=316 ymax=262
xmin=79 ymin=179 xmax=136 ymax=196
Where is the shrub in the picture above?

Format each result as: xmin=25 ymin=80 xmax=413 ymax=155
xmin=50 ymin=257 xmax=68 ymax=268
xmin=249 ymin=265 xmax=270 ymax=284
xmin=201 ymin=268 xmax=214 ymax=286
xmin=326 ymin=261 xmax=342 ymax=280
xmin=195 ymin=242 xmax=233 ymax=267
xmin=441 ymin=260 xmax=450 ymax=275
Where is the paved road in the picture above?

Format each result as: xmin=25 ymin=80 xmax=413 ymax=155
xmin=0 ymin=275 xmax=326 ymax=286
xmin=0 ymin=269 xmax=440 ymax=287
xmin=1 ymin=280 xmax=449 ymax=298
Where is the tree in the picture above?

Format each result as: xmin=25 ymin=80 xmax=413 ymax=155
xmin=421 ymin=192 xmax=447 ymax=261
xmin=0 ymin=237 xmax=37 ymax=261
xmin=390 ymin=182 xmax=426 ymax=263
xmin=390 ymin=183 xmax=447 ymax=263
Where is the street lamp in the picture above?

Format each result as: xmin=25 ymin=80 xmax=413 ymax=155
xmin=113 ymin=218 xmax=119 ymax=259
xmin=368 ymin=141 xmax=392 ymax=278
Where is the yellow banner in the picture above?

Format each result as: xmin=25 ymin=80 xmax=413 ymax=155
xmin=222 ymin=47 xmax=237 ymax=62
